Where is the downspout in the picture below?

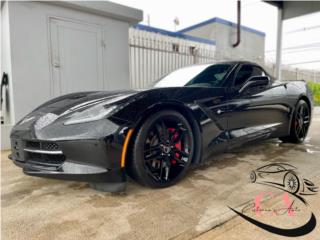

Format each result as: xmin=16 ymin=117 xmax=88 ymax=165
xmin=233 ymin=0 xmax=241 ymax=48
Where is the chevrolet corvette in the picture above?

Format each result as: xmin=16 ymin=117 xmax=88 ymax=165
xmin=9 ymin=61 xmax=313 ymax=192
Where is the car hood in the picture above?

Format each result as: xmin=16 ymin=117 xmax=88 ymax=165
xmin=36 ymin=90 xmax=140 ymax=114
xmin=16 ymin=90 xmax=142 ymax=126
xmin=16 ymin=86 xmax=229 ymax=128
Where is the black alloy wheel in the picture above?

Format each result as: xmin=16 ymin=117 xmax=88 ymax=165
xmin=294 ymin=101 xmax=310 ymax=142
xmin=128 ymin=110 xmax=195 ymax=188
xmin=280 ymin=99 xmax=310 ymax=143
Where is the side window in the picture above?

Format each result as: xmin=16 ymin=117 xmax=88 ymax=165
xmin=234 ymin=65 xmax=264 ymax=87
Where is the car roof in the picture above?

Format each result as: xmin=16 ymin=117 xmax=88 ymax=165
xmin=185 ymin=60 xmax=261 ymax=68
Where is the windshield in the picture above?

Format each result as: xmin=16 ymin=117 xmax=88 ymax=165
xmin=152 ymin=63 xmax=233 ymax=88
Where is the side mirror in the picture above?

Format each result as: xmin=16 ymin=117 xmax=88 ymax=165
xmin=239 ymin=76 xmax=270 ymax=93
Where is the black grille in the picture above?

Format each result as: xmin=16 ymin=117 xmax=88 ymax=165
xmin=26 ymin=141 xmax=40 ymax=149
xmin=23 ymin=140 xmax=65 ymax=168
xmin=41 ymin=142 xmax=60 ymax=151
xmin=26 ymin=141 xmax=60 ymax=151
xmin=27 ymin=152 xmax=66 ymax=166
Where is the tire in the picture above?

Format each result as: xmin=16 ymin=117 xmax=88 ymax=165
xmin=280 ymin=99 xmax=310 ymax=144
xmin=283 ymin=172 xmax=300 ymax=194
xmin=127 ymin=110 xmax=195 ymax=188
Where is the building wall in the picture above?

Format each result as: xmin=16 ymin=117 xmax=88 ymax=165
xmin=181 ymin=20 xmax=265 ymax=63
xmin=213 ymin=23 xmax=265 ymax=62
xmin=1 ymin=2 xmax=16 ymax=149
xmin=6 ymin=1 xmax=131 ymax=123
xmin=1 ymin=2 xmax=14 ymax=124
xmin=1 ymin=1 xmax=139 ymax=149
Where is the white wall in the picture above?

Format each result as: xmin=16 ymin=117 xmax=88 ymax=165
xmin=7 ymin=1 xmax=131 ymax=123
xmin=1 ymin=1 xmax=141 ymax=149
xmin=1 ymin=2 xmax=15 ymax=150
xmin=213 ymin=23 xmax=265 ymax=62
xmin=183 ymin=21 xmax=265 ymax=63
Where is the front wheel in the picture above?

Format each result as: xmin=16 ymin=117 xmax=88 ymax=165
xmin=127 ymin=110 xmax=195 ymax=188
xmin=280 ymin=99 xmax=310 ymax=144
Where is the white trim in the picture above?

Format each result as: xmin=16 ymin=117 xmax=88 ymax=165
xmin=47 ymin=1 xmax=143 ymax=24
xmin=24 ymin=148 xmax=63 ymax=155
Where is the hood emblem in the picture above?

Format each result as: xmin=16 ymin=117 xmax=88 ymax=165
xmin=34 ymin=113 xmax=58 ymax=130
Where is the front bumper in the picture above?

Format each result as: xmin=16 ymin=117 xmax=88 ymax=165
xmin=9 ymin=137 xmax=126 ymax=184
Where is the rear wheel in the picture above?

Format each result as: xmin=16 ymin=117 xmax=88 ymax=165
xmin=280 ymin=99 xmax=310 ymax=143
xmin=128 ymin=110 xmax=195 ymax=188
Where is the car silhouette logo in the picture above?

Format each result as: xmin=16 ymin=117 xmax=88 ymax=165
xmin=250 ymin=163 xmax=318 ymax=195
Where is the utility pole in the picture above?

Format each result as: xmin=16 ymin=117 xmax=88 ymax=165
xmin=174 ymin=17 xmax=179 ymax=31
xmin=275 ymin=7 xmax=283 ymax=80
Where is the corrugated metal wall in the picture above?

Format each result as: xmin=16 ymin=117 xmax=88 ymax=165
xmin=129 ymin=28 xmax=216 ymax=89
xmin=129 ymin=28 xmax=320 ymax=87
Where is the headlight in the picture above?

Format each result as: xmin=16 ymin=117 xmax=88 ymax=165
xmin=64 ymin=104 xmax=118 ymax=125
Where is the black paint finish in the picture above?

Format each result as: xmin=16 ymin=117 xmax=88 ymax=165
xmin=9 ymin=61 xmax=313 ymax=189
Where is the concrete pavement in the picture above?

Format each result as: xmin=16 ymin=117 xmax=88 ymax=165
xmin=196 ymin=176 xmax=320 ymax=240
xmin=2 ymin=110 xmax=320 ymax=240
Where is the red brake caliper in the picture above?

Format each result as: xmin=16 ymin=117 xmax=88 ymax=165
xmin=168 ymin=128 xmax=181 ymax=165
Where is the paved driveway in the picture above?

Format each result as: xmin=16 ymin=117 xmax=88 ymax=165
xmin=2 ymin=110 xmax=320 ymax=240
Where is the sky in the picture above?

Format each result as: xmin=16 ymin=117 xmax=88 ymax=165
xmin=112 ymin=0 xmax=320 ymax=71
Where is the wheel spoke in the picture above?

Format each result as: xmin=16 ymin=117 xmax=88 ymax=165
xmin=296 ymin=124 xmax=302 ymax=135
xmin=145 ymin=167 xmax=161 ymax=181
xmin=173 ymin=156 xmax=186 ymax=166
xmin=155 ymin=123 xmax=164 ymax=142
xmin=299 ymin=106 xmax=304 ymax=117
xmin=144 ymin=144 xmax=161 ymax=153
xmin=301 ymin=126 xmax=305 ymax=137
xmin=170 ymin=125 xmax=187 ymax=144
xmin=303 ymin=112 xmax=310 ymax=125
xmin=161 ymin=120 xmax=169 ymax=141
xmin=164 ymin=163 xmax=170 ymax=180
xmin=145 ymin=150 xmax=162 ymax=161
xmin=159 ymin=159 xmax=166 ymax=180
xmin=174 ymin=149 xmax=189 ymax=158
xmin=155 ymin=121 xmax=169 ymax=143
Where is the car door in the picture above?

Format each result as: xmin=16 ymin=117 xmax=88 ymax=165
xmin=185 ymin=64 xmax=235 ymax=156
xmin=226 ymin=64 xmax=279 ymax=145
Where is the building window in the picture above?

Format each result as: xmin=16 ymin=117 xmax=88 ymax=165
xmin=172 ymin=43 xmax=179 ymax=52
xmin=189 ymin=46 xmax=196 ymax=56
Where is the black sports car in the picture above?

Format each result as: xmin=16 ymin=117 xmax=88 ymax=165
xmin=9 ymin=61 xmax=313 ymax=192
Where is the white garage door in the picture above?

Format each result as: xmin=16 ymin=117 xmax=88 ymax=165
xmin=49 ymin=18 xmax=105 ymax=96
